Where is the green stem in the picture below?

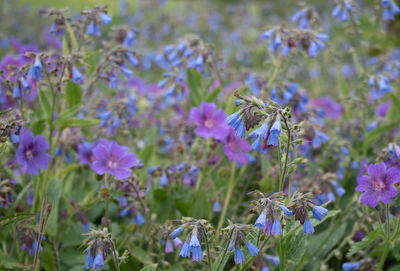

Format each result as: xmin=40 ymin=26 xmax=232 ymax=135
xmin=201 ymin=225 xmax=212 ymax=270
xmin=377 ymin=244 xmax=390 ymax=271
xmin=278 ymin=236 xmax=285 ymax=271
xmin=104 ymin=173 xmax=110 ymax=226
xmin=218 ymin=161 xmax=236 ymax=229
xmin=215 ymin=228 xmax=234 ymax=271
xmin=279 ymin=116 xmax=291 ymax=192
xmin=386 ymin=204 xmax=391 ymax=239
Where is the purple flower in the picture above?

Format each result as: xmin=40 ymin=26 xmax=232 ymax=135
xmin=77 ymin=141 xmax=94 ymax=165
xmin=91 ymin=139 xmax=138 ymax=180
xmin=312 ymin=97 xmax=344 ymax=119
xmin=355 ymin=162 xmax=400 ymax=208
xmin=165 ymin=238 xmax=174 ymax=253
xmin=189 ymin=102 xmax=229 ymax=141
xmin=16 ymin=131 xmax=51 ymax=175
xmin=223 ymin=128 xmax=251 ymax=165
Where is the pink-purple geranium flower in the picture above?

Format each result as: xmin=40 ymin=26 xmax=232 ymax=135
xmin=91 ymin=139 xmax=138 ymax=180
xmin=16 ymin=130 xmax=51 ymax=175
xmin=355 ymin=162 xmax=400 ymax=208
xmin=189 ymin=102 xmax=229 ymax=141
xmin=223 ymin=127 xmax=251 ymax=164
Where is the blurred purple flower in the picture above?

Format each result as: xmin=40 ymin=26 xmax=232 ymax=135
xmin=223 ymin=128 xmax=251 ymax=164
xmin=312 ymin=97 xmax=344 ymax=119
xmin=189 ymin=102 xmax=229 ymax=141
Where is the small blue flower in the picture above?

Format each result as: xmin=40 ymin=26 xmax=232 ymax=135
xmin=265 ymin=254 xmax=280 ymax=266
xmin=132 ymin=212 xmax=145 ymax=225
xmin=213 ymin=201 xmax=221 ymax=212
xmin=12 ymin=85 xmax=21 ymax=99
xmin=248 ymin=122 xmax=269 ymax=140
xmin=228 ymin=240 xmax=234 ymax=251
xmin=255 ymin=212 xmax=267 ymax=229
xmin=179 ymin=242 xmax=191 ymax=258
xmin=72 ymin=67 xmax=83 ymax=84
xmin=246 ymin=241 xmax=259 ymax=256
xmin=170 ymin=227 xmax=183 ymax=239
xmin=99 ymin=13 xmax=112 ymax=25
xmin=342 ymin=261 xmax=361 ymax=271
xmin=160 ymin=173 xmax=168 ymax=187
xmin=93 ymin=252 xmax=104 ymax=269
xmin=303 ymin=219 xmax=314 ymax=234
xmin=267 ymin=120 xmax=281 ymax=147
xmin=312 ymin=130 xmax=329 ymax=148
xmin=86 ymin=22 xmax=101 ymax=36
xmin=279 ymin=205 xmax=293 ymax=216
xmin=271 ymin=219 xmax=282 ymax=235
xmin=234 ymin=248 xmax=245 ymax=264
xmin=263 ymin=29 xmax=273 ymax=40
xmin=20 ymin=77 xmax=31 ymax=91
xmin=82 ymin=222 xmax=90 ymax=232
xmin=190 ymin=234 xmax=203 ymax=262
xmin=126 ymin=52 xmax=139 ymax=67
xmin=28 ymin=57 xmax=42 ymax=81
xmin=84 ymin=248 xmax=94 ymax=270
xmin=312 ymin=206 xmax=328 ymax=221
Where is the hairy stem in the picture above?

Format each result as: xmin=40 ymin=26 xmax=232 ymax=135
xmin=218 ymin=161 xmax=236 ymax=229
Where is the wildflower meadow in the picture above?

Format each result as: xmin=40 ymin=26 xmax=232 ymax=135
xmin=1 ymin=0 xmax=400 ymax=270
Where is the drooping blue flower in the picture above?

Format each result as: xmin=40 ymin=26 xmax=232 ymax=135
xmin=263 ymin=29 xmax=273 ymax=40
xmin=271 ymin=219 xmax=282 ymax=235
xmin=170 ymin=227 xmax=183 ymax=239
xmin=234 ymin=248 xmax=245 ymax=264
xmin=86 ymin=22 xmax=101 ymax=36
xmin=312 ymin=206 xmax=328 ymax=221
xmin=342 ymin=261 xmax=361 ymax=271
xmin=189 ymin=234 xmax=203 ymax=262
xmin=279 ymin=205 xmax=293 ymax=216
xmin=132 ymin=212 xmax=145 ymax=225
xmin=248 ymin=122 xmax=269 ymax=140
xmin=254 ymin=212 xmax=267 ymax=229
xmin=12 ymin=85 xmax=21 ymax=99
xmin=265 ymin=254 xmax=280 ymax=266
xmin=28 ymin=57 xmax=43 ymax=81
xmin=267 ymin=120 xmax=281 ymax=147
xmin=179 ymin=242 xmax=191 ymax=258
xmin=99 ymin=13 xmax=112 ymax=25
xmin=20 ymin=77 xmax=31 ymax=91
xmin=126 ymin=52 xmax=139 ymax=67
xmin=312 ymin=130 xmax=329 ymax=148
xmin=84 ymin=248 xmax=94 ymax=270
xmin=213 ymin=201 xmax=221 ymax=212
xmin=160 ymin=173 xmax=168 ymax=187
xmin=93 ymin=252 xmax=104 ymax=269
xmin=246 ymin=242 xmax=259 ymax=256
xmin=228 ymin=240 xmax=234 ymax=251
xmin=303 ymin=219 xmax=314 ymax=234
xmin=72 ymin=67 xmax=83 ymax=84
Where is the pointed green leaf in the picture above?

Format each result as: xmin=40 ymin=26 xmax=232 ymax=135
xmin=66 ymin=80 xmax=82 ymax=107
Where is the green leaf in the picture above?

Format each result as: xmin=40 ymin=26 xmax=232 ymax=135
xmin=31 ymin=119 xmax=47 ymax=135
xmin=387 ymin=93 xmax=400 ymax=121
xmin=46 ymin=179 xmax=63 ymax=237
xmin=286 ymin=231 xmax=307 ymax=263
xmin=59 ymin=119 xmax=100 ymax=130
xmin=347 ymin=229 xmax=381 ymax=256
xmin=0 ymin=252 xmax=31 ymax=269
xmin=0 ymin=213 xmax=34 ymax=227
xmin=212 ymin=248 xmax=232 ymax=271
xmin=55 ymin=105 xmax=81 ymax=123
xmin=66 ymin=80 xmax=82 ymax=107
xmin=364 ymin=120 xmax=400 ymax=150
xmin=130 ymin=246 xmax=153 ymax=265
xmin=41 ymin=244 xmax=57 ymax=271
xmin=187 ymin=69 xmax=203 ymax=107
xmin=62 ymin=35 xmax=69 ymax=56
xmin=140 ymin=264 xmax=158 ymax=271
xmin=205 ymin=87 xmax=221 ymax=103
xmin=39 ymin=88 xmax=52 ymax=119
xmin=65 ymin=22 xmax=78 ymax=52
xmin=0 ymin=109 xmax=12 ymax=116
